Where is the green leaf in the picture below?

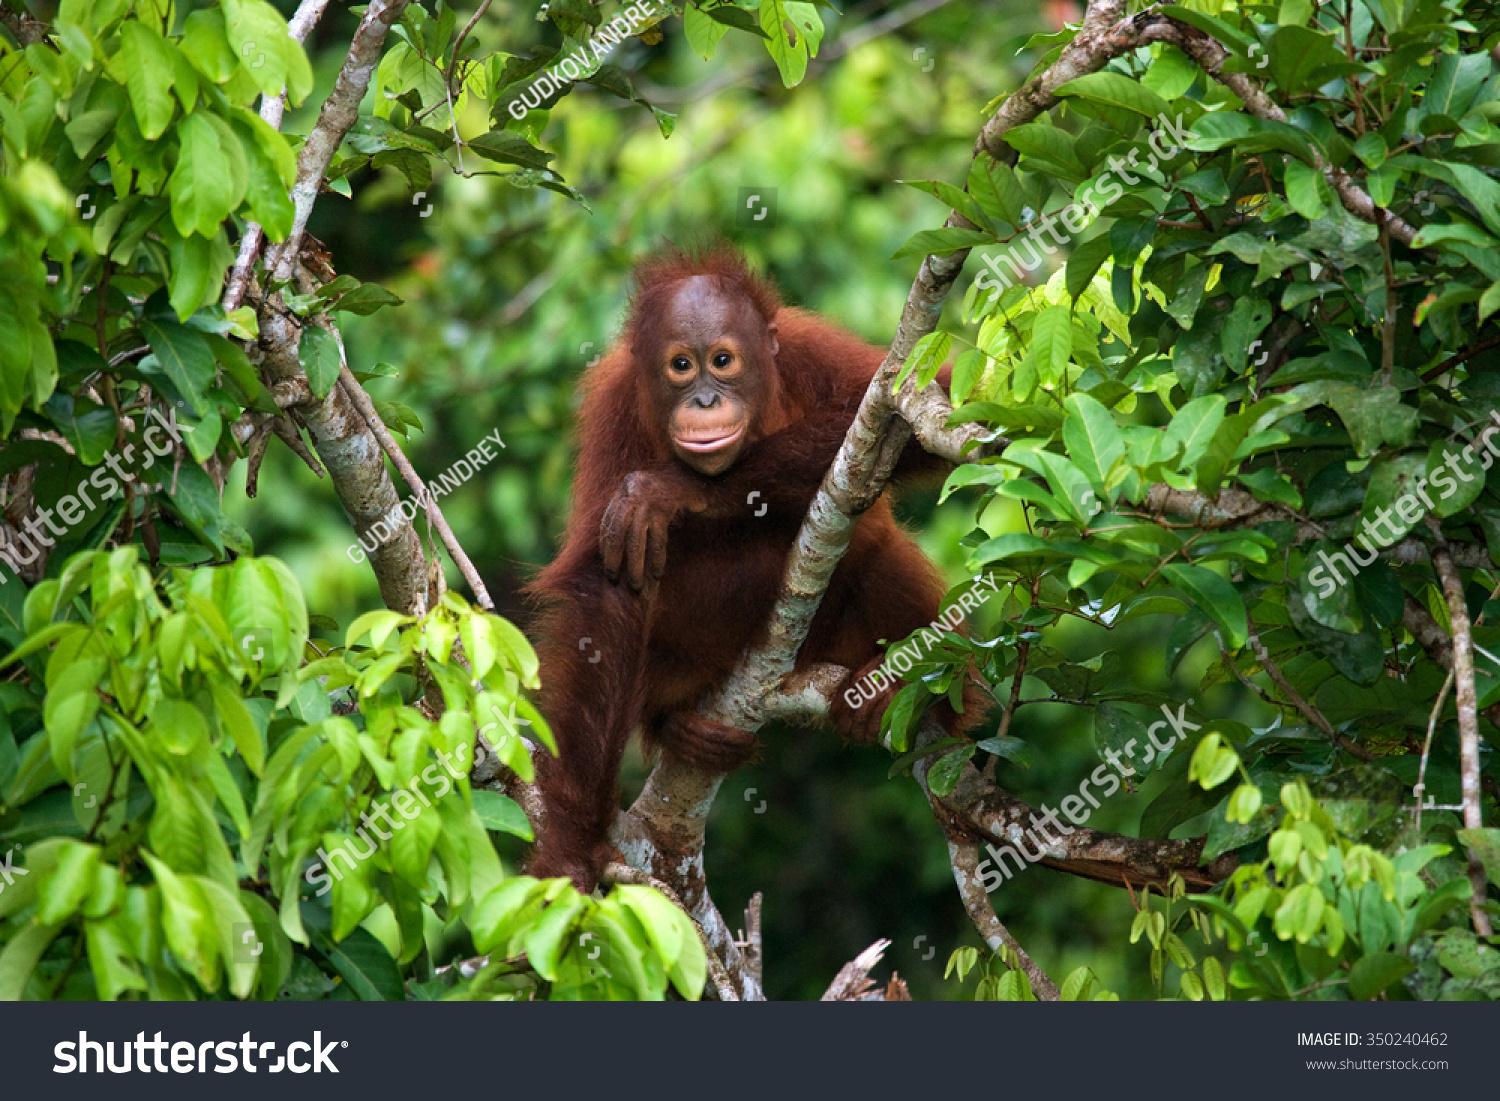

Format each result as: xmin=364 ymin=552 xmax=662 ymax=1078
xmin=683 ymin=4 xmax=730 ymax=58
xmin=1162 ymin=395 xmax=1227 ymax=468
xmin=471 ymin=788 xmax=534 ymax=839
xmin=0 ymin=920 xmax=61 ymax=1000
xmin=140 ymin=319 xmax=216 ymax=415
xmin=1062 ymin=393 xmax=1123 ymax=493
xmin=1030 ymin=303 xmax=1073 ymax=384
xmin=1284 ymin=158 xmax=1328 ymax=219
xmin=36 ymin=840 xmax=100 ymax=925
xmin=1161 ymin=564 xmax=1246 ymax=649
xmin=112 ymin=22 xmax=177 ymax=140
xmin=1348 ymin=951 xmax=1415 ymax=999
xmin=298 ymin=326 xmax=342 ymax=400
xmin=315 ymin=924 xmax=404 ymax=1000
xmin=892 ymin=227 xmax=992 ymax=261
xmin=1065 ymin=234 xmax=1112 ymax=301
xmin=467 ymin=129 xmax=555 ymax=169
xmin=1187 ymin=112 xmax=1318 ymax=164
xmin=1056 ymin=71 xmax=1171 ymax=119
xmin=169 ymin=113 xmax=245 ymax=238
xmin=759 ymin=0 xmax=822 ymax=87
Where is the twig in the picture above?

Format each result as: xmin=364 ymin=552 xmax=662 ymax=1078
xmin=1420 ymin=334 xmax=1500 ymax=383
xmin=267 ymin=0 xmax=413 ymax=284
xmin=445 ymin=0 xmax=494 ymax=101
xmin=223 ymin=0 xmax=332 ymax=312
xmin=1414 ymin=669 xmax=1455 ymax=832
xmin=943 ymin=838 xmax=1060 ymax=999
xmin=1246 ymin=621 xmax=1374 ymax=761
xmin=1426 ymin=519 xmax=1493 ymax=935
xmin=820 ymin=939 xmax=894 ymax=1001
xmin=333 ymin=346 xmax=494 ymax=611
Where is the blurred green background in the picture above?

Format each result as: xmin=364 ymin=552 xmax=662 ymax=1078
xmin=240 ymin=0 xmax=1269 ymax=998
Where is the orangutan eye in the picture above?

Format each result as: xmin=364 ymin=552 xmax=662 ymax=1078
xmin=668 ymin=357 xmax=693 ymax=375
xmin=713 ymin=352 xmax=732 ymax=367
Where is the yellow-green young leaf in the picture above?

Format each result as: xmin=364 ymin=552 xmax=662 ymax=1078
xmin=82 ymin=863 xmax=124 ymax=920
xmin=222 ymin=0 xmax=313 ymax=104
xmin=1030 ymin=303 xmax=1073 ymax=385
xmin=36 ymin=840 xmax=101 ymax=925
xmin=111 ymin=22 xmax=178 ymax=140
xmin=1180 ymin=970 xmax=1206 ymax=1001
xmin=1280 ymin=780 xmax=1313 ymax=818
xmin=1321 ymin=904 xmax=1345 ymax=956
xmin=1480 ymin=280 xmax=1500 ymax=323
xmin=151 ymin=697 xmax=209 ymax=756
xmin=209 ymin=680 xmax=265 ymax=775
xmin=525 ymin=895 xmax=587 ymax=981
xmin=460 ymin=614 xmax=497 ymax=678
xmin=1274 ymin=882 xmax=1325 ymax=943
xmin=388 ymin=801 xmax=441 ymax=888
xmin=946 ymin=946 xmax=979 ymax=980
xmin=469 ymin=877 xmax=548 ymax=954
xmin=346 ymin=608 xmax=409 ymax=650
xmin=683 ymin=3 xmax=729 ymax=59
xmin=1165 ymin=932 xmax=1195 ymax=971
xmin=1059 ymin=966 xmax=1095 ymax=1001
xmin=487 ymin=613 xmax=541 ymax=687
xmin=168 ymin=114 xmax=241 ymax=238
xmin=144 ymin=853 xmax=220 ymax=990
xmin=995 ymin=968 xmax=1035 ymax=1001
xmin=85 ymin=916 xmax=148 ymax=1000
xmin=1284 ymin=157 xmax=1328 ymax=219
xmin=665 ymin=914 xmax=708 ymax=999
xmin=613 ymin=884 xmax=686 ymax=966
xmin=181 ymin=8 xmax=239 ymax=84
xmin=43 ymin=661 xmax=101 ymax=780
xmin=1227 ymin=782 xmax=1263 ymax=823
xmin=1272 ymin=834 xmax=1308 ymax=876
xmin=0 ymin=920 xmax=62 ymax=1000
xmin=1062 ymin=392 xmax=1124 ymax=492
xmin=896 ymin=331 xmax=951 ymax=393
xmin=1201 ymin=956 xmax=1227 ymax=1000
xmin=324 ymin=833 xmax=378 ymax=941
xmin=194 ymin=875 xmax=256 ymax=1000
xmin=1055 ymin=71 xmax=1172 ymax=118
xmin=1188 ymin=731 xmax=1224 ymax=787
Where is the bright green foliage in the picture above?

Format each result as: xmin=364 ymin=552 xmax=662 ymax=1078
xmin=0 ymin=547 xmax=703 ymax=1000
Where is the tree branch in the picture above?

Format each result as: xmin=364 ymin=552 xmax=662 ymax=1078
xmin=266 ymin=0 xmax=412 ymax=284
xmin=1427 ymin=521 xmax=1494 ymax=936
